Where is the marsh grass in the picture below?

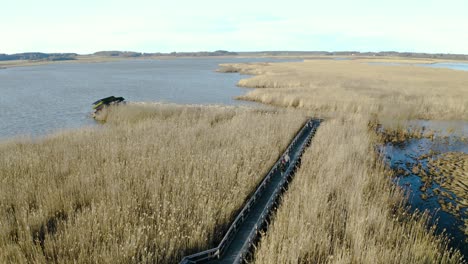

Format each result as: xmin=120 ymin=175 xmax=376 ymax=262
xmin=229 ymin=60 xmax=468 ymax=120
xmin=254 ymin=117 xmax=463 ymax=263
xmin=427 ymin=153 xmax=468 ymax=217
xmin=219 ymin=59 xmax=468 ymax=262
xmin=0 ymin=103 xmax=306 ymax=263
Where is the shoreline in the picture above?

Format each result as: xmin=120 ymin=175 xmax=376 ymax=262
xmin=2 ymin=54 xmax=467 ymax=70
xmin=0 ymin=55 xmax=282 ymax=69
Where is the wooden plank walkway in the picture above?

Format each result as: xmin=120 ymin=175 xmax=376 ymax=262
xmin=180 ymin=119 xmax=321 ymax=264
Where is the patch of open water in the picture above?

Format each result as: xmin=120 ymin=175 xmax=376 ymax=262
xmin=382 ymin=120 xmax=468 ymax=257
xmin=421 ymin=62 xmax=468 ymax=72
xmin=368 ymin=61 xmax=468 ymax=72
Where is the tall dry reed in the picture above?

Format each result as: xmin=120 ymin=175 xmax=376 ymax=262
xmin=254 ymin=116 xmax=463 ymax=263
xmin=0 ymin=103 xmax=306 ymax=263
xmin=219 ymin=59 xmax=467 ymax=263
xmin=230 ymin=60 xmax=468 ymax=120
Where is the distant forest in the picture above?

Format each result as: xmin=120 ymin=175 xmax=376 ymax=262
xmin=238 ymin=51 xmax=468 ymax=60
xmin=1 ymin=50 xmax=468 ymax=61
xmin=92 ymin=50 xmax=239 ymax=57
xmin=0 ymin=52 xmax=77 ymax=61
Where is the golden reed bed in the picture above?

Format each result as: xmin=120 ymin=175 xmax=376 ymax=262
xmin=0 ymin=104 xmax=306 ymax=263
xmin=428 ymin=152 xmax=468 ymax=233
xmin=219 ymin=59 xmax=467 ymax=263
xmin=219 ymin=59 xmax=468 ymax=121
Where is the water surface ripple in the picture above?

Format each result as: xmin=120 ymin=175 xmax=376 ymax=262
xmin=0 ymin=58 xmax=297 ymax=139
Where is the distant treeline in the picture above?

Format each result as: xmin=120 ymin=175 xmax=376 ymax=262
xmin=0 ymin=52 xmax=77 ymax=61
xmin=238 ymin=51 xmax=468 ymax=60
xmin=93 ymin=50 xmax=468 ymax=60
xmin=2 ymin=50 xmax=468 ymax=61
xmin=93 ymin=50 xmax=239 ymax=57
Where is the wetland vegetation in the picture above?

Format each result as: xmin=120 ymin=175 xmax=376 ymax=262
xmin=1 ymin=56 xmax=468 ymax=263
xmin=382 ymin=121 xmax=468 ymax=254
xmin=219 ymin=58 xmax=467 ymax=263
xmin=0 ymin=104 xmax=305 ymax=263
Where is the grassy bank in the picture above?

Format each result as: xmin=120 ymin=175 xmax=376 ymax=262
xmin=220 ymin=59 xmax=467 ymax=262
xmin=0 ymin=56 xmax=130 ymax=69
xmin=0 ymin=104 xmax=306 ymax=263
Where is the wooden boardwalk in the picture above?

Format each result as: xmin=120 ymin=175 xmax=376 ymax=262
xmin=180 ymin=119 xmax=321 ymax=264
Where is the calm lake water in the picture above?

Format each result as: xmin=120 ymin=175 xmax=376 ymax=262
xmin=0 ymin=58 xmax=298 ymax=139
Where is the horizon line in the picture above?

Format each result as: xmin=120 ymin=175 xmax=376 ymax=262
xmin=2 ymin=50 xmax=468 ymax=56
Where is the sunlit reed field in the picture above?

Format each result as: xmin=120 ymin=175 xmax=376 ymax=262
xmin=220 ymin=60 xmax=468 ymax=120
xmin=254 ymin=117 xmax=463 ymax=263
xmin=0 ymin=104 xmax=306 ymax=263
xmin=219 ymin=59 xmax=468 ymax=263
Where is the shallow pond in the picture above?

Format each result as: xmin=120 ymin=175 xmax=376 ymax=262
xmin=382 ymin=120 xmax=468 ymax=256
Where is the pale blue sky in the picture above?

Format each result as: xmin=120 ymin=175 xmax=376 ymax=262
xmin=1 ymin=0 xmax=467 ymax=54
